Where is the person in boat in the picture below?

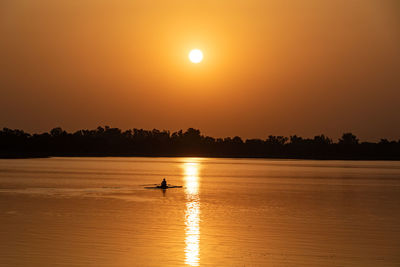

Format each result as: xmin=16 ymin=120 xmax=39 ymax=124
xmin=160 ymin=178 xmax=167 ymax=189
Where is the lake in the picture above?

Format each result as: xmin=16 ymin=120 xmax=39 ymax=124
xmin=0 ymin=157 xmax=399 ymax=266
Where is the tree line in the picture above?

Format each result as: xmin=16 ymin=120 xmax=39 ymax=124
xmin=0 ymin=126 xmax=399 ymax=159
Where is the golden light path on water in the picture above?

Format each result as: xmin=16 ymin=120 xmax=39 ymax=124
xmin=183 ymin=161 xmax=200 ymax=266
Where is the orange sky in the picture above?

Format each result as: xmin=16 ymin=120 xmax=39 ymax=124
xmin=0 ymin=0 xmax=399 ymax=140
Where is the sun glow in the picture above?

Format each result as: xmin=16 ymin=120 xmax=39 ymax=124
xmin=188 ymin=49 xmax=203 ymax=63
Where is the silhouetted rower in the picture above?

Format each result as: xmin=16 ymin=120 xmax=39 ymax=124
xmin=160 ymin=178 xmax=167 ymax=189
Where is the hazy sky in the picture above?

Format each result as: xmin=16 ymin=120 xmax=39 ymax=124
xmin=1 ymin=0 xmax=399 ymax=140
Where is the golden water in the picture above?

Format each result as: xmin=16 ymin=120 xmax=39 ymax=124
xmin=0 ymin=157 xmax=399 ymax=266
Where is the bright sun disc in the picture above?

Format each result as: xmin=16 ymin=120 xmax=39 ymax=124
xmin=189 ymin=49 xmax=203 ymax=63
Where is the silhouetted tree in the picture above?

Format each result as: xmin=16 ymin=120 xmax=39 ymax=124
xmin=313 ymin=134 xmax=332 ymax=145
xmin=339 ymin=133 xmax=359 ymax=145
xmin=50 ymin=127 xmax=65 ymax=137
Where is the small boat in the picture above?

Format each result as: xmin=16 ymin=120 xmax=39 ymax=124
xmin=145 ymin=185 xmax=182 ymax=189
xmin=157 ymin=185 xmax=182 ymax=189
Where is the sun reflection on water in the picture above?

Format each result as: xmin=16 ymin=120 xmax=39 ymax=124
xmin=183 ymin=161 xmax=200 ymax=266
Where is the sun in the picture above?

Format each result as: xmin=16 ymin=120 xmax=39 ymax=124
xmin=189 ymin=49 xmax=203 ymax=64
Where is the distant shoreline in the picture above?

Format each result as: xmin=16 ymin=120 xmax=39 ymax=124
xmin=1 ymin=127 xmax=399 ymax=161
xmin=1 ymin=154 xmax=399 ymax=161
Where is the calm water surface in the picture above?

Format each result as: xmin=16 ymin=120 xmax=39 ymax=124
xmin=0 ymin=157 xmax=399 ymax=266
